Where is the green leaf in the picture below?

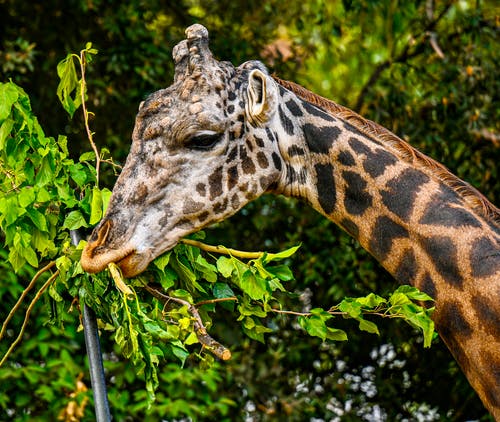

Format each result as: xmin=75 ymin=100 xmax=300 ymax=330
xmin=310 ymin=307 xmax=333 ymax=320
xmin=157 ymin=267 xmax=177 ymax=291
xmin=153 ymin=251 xmax=172 ymax=272
xmin=213 ymin=282 xmax=235 ymax=299
xmin=168 ymin=341 xmax=189 ymax=365
xmin=216 ymin=256 xmax=234 ymax=278
xmin=79 ymin=151 xmax=96 ymax=162
xmin=69 ymin=163 xmax=88 ymax=187
xmin=237 ymin=297 xmax=267 ymax=318
xmin=89 ymin=186 xmax=103 ymax=225
xmin=36 ymin=187 xmax=51 ymax=203
xmin=298 ymin=315 xmax=327 ymax=340
xmin=389 ymin=292 xmax=411 ymax=306
xmin=399 ymin=303 xmax=435 ymax=348
xmin=357 ymin=318 xmax=379 ymax=335
xmin=264 ymin=244 xmax=301 ymax=263
xmin=56 ymin=55 xmax=80 ymax=117
xmin=101 ymin=188 xmax=112 ymax=214
xmin=170 ymin=289 xmax=193 ymax=304
xmin=63 ymin=210 xmax=88 ymax=230
xmin=241 ymin=317 xmax=272 ymax=343
xmin=22 ymin=245 xmax=38 ymax=267
xmin=171 ymin=254 xmax=205 ymax=293
xmin=194 ymin=254 xmax=217 ymax=283
xmin=26 ymin=208 xmax=48 ymax=232
xmin=266 ymin=264 xmax=294 ymax=281
xmin=35 ymin=155 xmax=55 ymax=186
xmin=268 ymin=277 xmax=286 ymax=292
xmin=325 ymin=327 xmax=348 ymax=341
xmin=184 ymin=331 xmax=199 ymax=345
xmin=57 ymin=134 xmax=69 ymax=156
xmin=0 ymin=82 xmax=19 ymax=120
xmin=18 ymin=187 xmax=36 ymax=208
xmin=8 ymin=248 xmax=25 ymax=272
xmin=48 ymin=282 xmax=64 ymax=302
xmin=394 ymin=285 xmax=434 ymax=302
xmin=143 ymin=321 xmax=175 ymax=341
xmin=338 ymin=299 xmax=362 ymax=318
xmin=239 ymin=270 xmax=267 ymax=301
xmin=355 ymin=293 xmax=386 ymax=308
xmin=0 ymin=118 xmax=14 ymax=150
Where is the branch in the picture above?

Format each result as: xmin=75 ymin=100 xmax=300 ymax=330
xmin=144 ymin=284 xmax=231 ymax=361
xmin=0 ymin=270 xmax=59 ymax=367
xmin=180 ymin=238 xmax=279 ymax=260
xmin=270 ymin=307 xmax=404 ymax=320
xmin=79 ymin=49 xmax=101 ymax=187
xmin=195 ymin=297 xmax=238 ymax=307
xmin=0 ymin=261 xmax=56 ymax=341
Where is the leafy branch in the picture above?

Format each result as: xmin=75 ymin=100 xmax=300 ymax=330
xmin=56 ymin=43 xmax=122 ymax=187
xmin=144 ymin=284 xmax=232 ymax=361
xmin=272 ymin=286 xmax=435 ymax=347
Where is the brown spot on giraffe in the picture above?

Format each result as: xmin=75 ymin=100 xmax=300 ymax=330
xmin=81 ymin=24 xmax=500 ymax=419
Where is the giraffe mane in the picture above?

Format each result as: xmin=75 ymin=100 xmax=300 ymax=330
xmin=273 ymin=76 xmax=500 ymax=227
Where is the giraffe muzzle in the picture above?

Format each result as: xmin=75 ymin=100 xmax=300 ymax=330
xmin=80 ymin=219 xmax=136 ymax=275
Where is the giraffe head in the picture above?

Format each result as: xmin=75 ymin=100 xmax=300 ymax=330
xmin=81 ymin=24 xmax=285 ymax=277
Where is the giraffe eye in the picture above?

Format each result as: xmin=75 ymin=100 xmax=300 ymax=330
xmin=186 ymin=132 xmax=223 ymax=150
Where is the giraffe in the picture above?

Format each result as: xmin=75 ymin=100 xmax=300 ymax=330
xmin=80 ymin=24 xmax=500 ymax=417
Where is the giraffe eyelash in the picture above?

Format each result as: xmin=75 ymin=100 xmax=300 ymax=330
xmin=185 ymin=131 xmax=224 ymax=150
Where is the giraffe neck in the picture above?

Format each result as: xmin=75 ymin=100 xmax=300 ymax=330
xmin=271 ymin=82 xmax=500 ymax=417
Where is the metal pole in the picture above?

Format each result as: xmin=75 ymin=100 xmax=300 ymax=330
xmin=70 ymin=230 xmax=112 ymax=422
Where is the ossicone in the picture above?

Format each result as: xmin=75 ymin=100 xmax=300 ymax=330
xmin=172 ymin=24 xmax=214 ymax=81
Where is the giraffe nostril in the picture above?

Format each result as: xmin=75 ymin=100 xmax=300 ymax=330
xmin=90 ymin=219 xmax=113 ymax=247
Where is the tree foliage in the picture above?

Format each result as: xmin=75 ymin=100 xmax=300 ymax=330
xmin=0 ymin=1 xmax=498 ymax=421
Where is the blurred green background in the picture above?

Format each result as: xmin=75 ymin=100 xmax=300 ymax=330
xmin=1 ymin=0 xmax=498 ymax=420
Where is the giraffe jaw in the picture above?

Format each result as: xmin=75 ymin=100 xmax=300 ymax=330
xmin=114 ymin=249 xmax=153 ymax=278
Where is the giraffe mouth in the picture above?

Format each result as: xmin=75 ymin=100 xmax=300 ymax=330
xmin=80 ymin=244 xmax=137 ymax=276
xmin=80 ymin=220 xmax=181 ymax=278
xmin=115 ymin=250 xmax=151 ymax=278
xmin=116 ymin=239 xmax=181 ymax=278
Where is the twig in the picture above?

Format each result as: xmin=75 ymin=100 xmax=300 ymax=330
xmin=0 ymin=270 xmax=59 ymax=367
xmin=195 ymin=297 xmax=238 ymax=307
xmin=0 ymin=261 xmax=56 ymax=341
xmin=144 ymin=284 xmax=231 ymax=361
xmin=180 ymin=238 xmax=276 ymax=260
xmin=270 ymin=307 xmax=404 ymax=320
xmin=0 ymin=168 xmax=21 ymax=193
xmin=79 ymin=50 xmax=101 ymax=187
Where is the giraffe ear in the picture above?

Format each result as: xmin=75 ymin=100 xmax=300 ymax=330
xmin=247 ymin=69 xmax=272 ymax=125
